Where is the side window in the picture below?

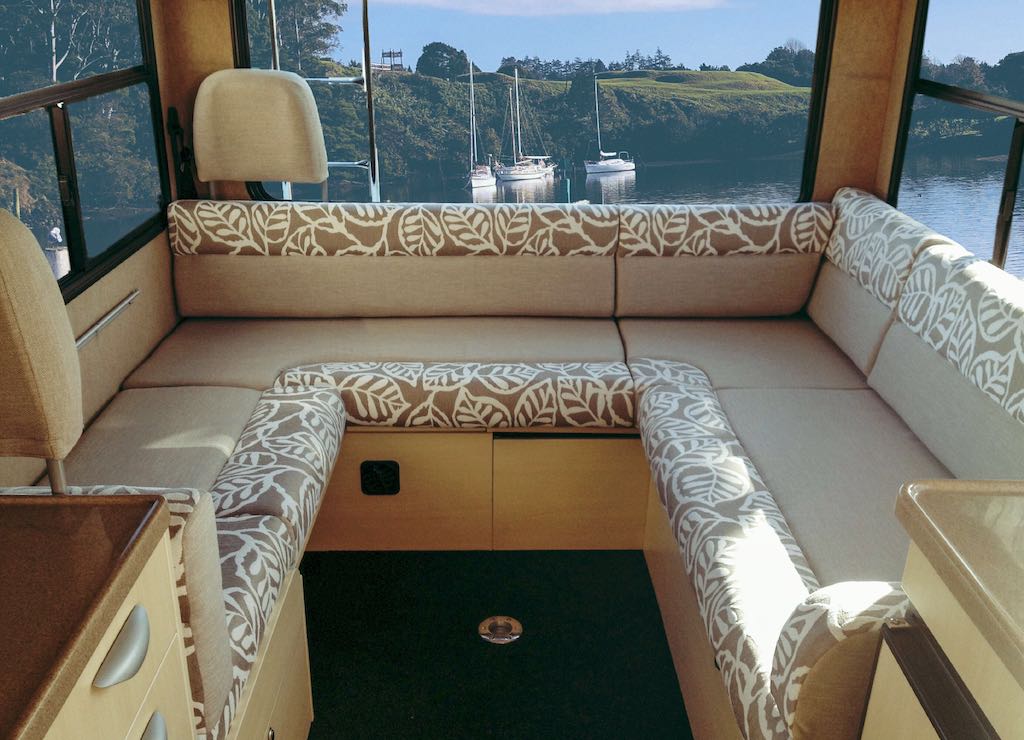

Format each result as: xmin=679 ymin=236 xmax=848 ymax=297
xmin=0 ymin=0 xmax=169 ymax=297
xmin=894 ymin=0 xmax=1024 ymax=278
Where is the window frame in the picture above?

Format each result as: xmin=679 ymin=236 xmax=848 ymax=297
xmin=0 ymin=0 xmax=171 ymax=302
xmin=229 ymin=0 xmax=838 ymax=205
xmin=889 ymin=0 xmax=1024 ymax=270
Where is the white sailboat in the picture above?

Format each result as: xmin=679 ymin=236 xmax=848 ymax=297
xmin=585 ymin=76 xmax=635 ymax=175
xmin=495 ymin=68 xmax=556 ymax=182
xmin=467 ymin=61 xmax=496 ymax=189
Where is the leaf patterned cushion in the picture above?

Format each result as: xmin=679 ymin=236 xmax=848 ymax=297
xmin=631 ymin=359 xmax=818 ymax=739
xmin=826 ymin=187 xmax=957 ymax=309
xmin=617 ymin=203 xmax=834 ymax=257
xmin=168 ymin=200 xmax=619 ymax=257
xmin=210 ymin=386 xmax=346 ymax=562
xmin=898 ymin=245 xmax=1024 ymax=423
xmin=275 ymin=361 xmax=636 ymax=428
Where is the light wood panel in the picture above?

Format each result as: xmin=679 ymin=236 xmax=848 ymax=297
xmin=902 ymin=544 xmax=1024 ymax=738
xmin=308 ymin=432 xmax=493 ymax=551
xmin=45 ymin=535 xmax=180 ymax=740
xmin=124 ymin=640 xmax=195 ymax=740
xmin=642 ymin=483 xmax=742 ymax=740
xmin=228 ymin=571 xmax=312 ymax=740
xmin=492 ymin=436 xmax=649 ymax=550
xmin=861 ymin=642 xmax=938 ymax=740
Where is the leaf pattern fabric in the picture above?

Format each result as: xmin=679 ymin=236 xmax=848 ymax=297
xmin=617 ymin=203 xmax=834 ymax=257
xmin=826 ymin=187 xmax=958 ymax=309
xmin=275 ymin=362 xmax=636 ymax=428
xmin=168 ymin=200 xmax=619 ymax=257
xmin=771 ymin=582 xmax=910 ymax=729
xmin=210 ymin=386 xmax=346 ymax=563
xmin=898 ymin=245 xmax=1024 ymax=423
xmin=630 ymin=359 xmax=818 ymax=739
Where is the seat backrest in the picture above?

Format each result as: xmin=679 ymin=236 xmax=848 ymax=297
xmin=167 ymin=200 xmax=620 ymax=317
xmin=615 ymin=202 xmax=834 ymax=317
xmin=192 ymin=69 xmax=328 ymax=185
xmin=0 ymin=210 xmax=82 ymax=461
xmin=869 ymin=243 xmax=1024 ymax=479
xmin=807 ymin=187 xmax=956 ymax=374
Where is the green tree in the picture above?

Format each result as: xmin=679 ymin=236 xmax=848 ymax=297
xmin=416 ymin=42 xmax=469 ymax=80
xmin=990 ymin=51 xmax=1024 ymax=100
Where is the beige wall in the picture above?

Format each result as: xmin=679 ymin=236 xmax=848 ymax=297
xmin=0 ymin=233 xmax=178 ymax=486
xmin=813 ymin=0 xmax=920 ymax=201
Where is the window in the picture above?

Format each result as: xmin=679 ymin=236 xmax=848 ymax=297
xmin=892 ymin=0 xmax=1024 ymax=278
xmin=0 ymin=0 xmax=169 ymax=298
xmin=233 ymin=0 xmax=835 ymax=204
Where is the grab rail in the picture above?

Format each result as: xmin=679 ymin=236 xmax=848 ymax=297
xmin=75 ymin=290 xmax=139 ymax=350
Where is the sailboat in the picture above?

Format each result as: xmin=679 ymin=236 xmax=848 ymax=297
xmin=585 ymin=76 xmax=635 ymax=175
xmin=495 ymin=68 xmax=556 ymax=182
xmin=467 ymin=61 xmax=496 ymax=189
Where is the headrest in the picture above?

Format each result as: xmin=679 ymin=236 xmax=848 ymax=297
xmin=0 ymin=210 xmax=82 ymax=460
xmin=192 ymin=69 xmax=329 ymax=184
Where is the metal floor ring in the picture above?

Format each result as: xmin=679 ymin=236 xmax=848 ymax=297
xmin=478 ymin=616 xmax=523 ymax=644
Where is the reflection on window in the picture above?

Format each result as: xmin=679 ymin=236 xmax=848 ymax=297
xmin=920 ymin=0 xmax=1024 ymax=102
xmin=68 ymin=83 xmax=160 ymax=257
xmin=0 ymin=0 xmax=143 ymax=98
xmin=1008 ymin=199 xmax=1024 ymax=279
xmin=898 ymin=96 xmax=1015 ymax=262
xmin=244 ymin=0 xmax=823 ymax=204
xmin=0 ymin=110 xmax=70 ymax=279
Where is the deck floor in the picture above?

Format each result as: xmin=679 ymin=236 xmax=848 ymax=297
xmin=301 ymin=551 xmax=692 ymax=739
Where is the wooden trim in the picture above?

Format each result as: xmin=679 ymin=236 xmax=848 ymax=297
xmin=0 ymin=68 xmax=150 ymax=121
xmin=880 ymin=615 xmax=998 ymax=739
xmin=887 ymin=0 xmax=930 ymax=205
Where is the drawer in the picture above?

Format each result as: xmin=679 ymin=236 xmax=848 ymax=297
xmin=45 ymin=535 xmax=180 ymax=740
xmin=125 ymin=640 xmax=194 ymax=740
xmin=308 ymin=431 xmax=492 ymax=550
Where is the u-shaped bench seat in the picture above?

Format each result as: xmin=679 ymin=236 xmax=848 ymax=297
xmin=2 ymin=187 xmax=1021 ymax=740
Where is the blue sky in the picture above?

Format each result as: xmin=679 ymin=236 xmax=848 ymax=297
xmin=345 ymin=0 xmax=1023 ymax=72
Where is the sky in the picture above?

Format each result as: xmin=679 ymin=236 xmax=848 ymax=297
xmin=339 ymin=0 xmax=1024 ymax=72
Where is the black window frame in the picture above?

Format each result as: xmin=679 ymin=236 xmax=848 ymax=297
xmin=889 ymin=0 xmax=1024 ymax=270
xmin=0 ymin=0 xmax=171 ymax=302
xmin=229 ymin=0 xmax=838 ymax=205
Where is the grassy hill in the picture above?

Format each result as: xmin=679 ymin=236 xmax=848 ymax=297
xmin=313 ymin=66 xmax=812 ymax=181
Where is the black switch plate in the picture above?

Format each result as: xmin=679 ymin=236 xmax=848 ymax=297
xmin=360 ymin=460 xmax=400 ymax=495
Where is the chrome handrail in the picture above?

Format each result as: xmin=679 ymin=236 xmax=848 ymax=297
xmin=75 ymin=289 xmax=139 ymax=350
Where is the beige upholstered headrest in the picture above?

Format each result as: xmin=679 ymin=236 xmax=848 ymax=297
xmin=0 ymin=210 xmax=82 ymax=460
xmin=192 ymin=69 xmax=329 ymax=184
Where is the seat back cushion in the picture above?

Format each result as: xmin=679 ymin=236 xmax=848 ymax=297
xmin=808 ymin=187 xmax=957 ymax=374
xmin=169 ymin=201 xmax=619 ymax=317
xmin=869 ymin=244 xmax=1024 ymax=479
xmin=615 ymin=202 xmax=834 ymax=317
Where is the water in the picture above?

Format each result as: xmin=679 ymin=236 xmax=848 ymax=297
xmin=322 ymin=155 xmax=1024 ymax=278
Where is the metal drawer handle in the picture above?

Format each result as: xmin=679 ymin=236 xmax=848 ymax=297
xmin=141 ymin=711 xmax=167 ymax=740
xmin=94 ymin=604 xmax=150 ymax=688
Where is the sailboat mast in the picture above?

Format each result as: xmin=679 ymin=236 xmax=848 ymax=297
xmin=594 ymin=75 xmax=602 ymax=154
xmin=514 ymin=67 xmax=523 ymax=161
xmin=469 ymin=59 xmax=477 ymax=167
xmin=508 ymin=86 xmax=515 ymax=162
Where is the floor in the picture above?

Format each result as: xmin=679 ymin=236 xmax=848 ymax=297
xmin=301 ymin=551 xmax=692 ymax=739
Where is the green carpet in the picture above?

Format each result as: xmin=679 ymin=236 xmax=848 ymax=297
xmin=301 ymin=551 xmax=693 ymax=739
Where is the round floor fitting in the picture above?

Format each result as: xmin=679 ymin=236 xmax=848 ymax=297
xmin=478 ymin=616 xmax=523 ymax=644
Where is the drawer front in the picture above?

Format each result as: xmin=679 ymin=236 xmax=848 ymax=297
xmin=308 ymin=431 xmax=493 ymax=550
xmin=125 ymin=639 xmax=194 ymax=740
xmin=46 ymin=535 xmax=180 ymax=740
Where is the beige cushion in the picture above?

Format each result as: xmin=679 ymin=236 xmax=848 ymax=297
xmin=0 ymin=209 xmax=82 ymax=459
xmin=616 ymin=253 xmax=823 ymax=317
xmin=718 ymin=387 xmax=950 ymax=584
xmin=193 ymin=69 xmax=327 ymax=184
xmin=807 ymin=262 xmax=894 ymax=374
xmin=64 ymin=387 xmax=261 ymax=489
xmin=126 ymin=317 xmax=626 ymax=390
xmin=0 ymin=457 xmax=44 ymax=487
xmin=618 ymin=317 xmax=867 ymax=389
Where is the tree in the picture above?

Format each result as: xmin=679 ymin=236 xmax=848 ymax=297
xmin=245 ymin=0 xmax=347 ymax=74
xmin=738 ymin=43 xmax=815 ymax=86
xmin=416 ymin=42 xmax=470 ymax=79
xmin=989 ymin=51 xmax=1024 ymax=100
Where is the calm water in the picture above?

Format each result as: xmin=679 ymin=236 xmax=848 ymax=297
xmin=329 ymin=155 xmax=1024 ymax=278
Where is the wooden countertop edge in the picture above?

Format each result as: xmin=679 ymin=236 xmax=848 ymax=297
xmin=896 ymin=481 xmax=1024 ymax=693
xmin=12 ymin=496 xmax=170 ymax=740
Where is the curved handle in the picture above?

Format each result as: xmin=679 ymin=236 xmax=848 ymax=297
xmin=141 ymin=711 xmax=167 ymax=740
xmin=94 ymin=604 xmax=150 ymax=688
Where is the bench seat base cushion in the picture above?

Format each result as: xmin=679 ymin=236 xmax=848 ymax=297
xmin=126 ymin=317 xmax=627 ymax=391
xmin=717 ymin=388 xmax=949 ymax=585
xmin=619 ymin=317 xmax=867 ymax=389
xmin=64 ymin=386 xmax=262 ymax=490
